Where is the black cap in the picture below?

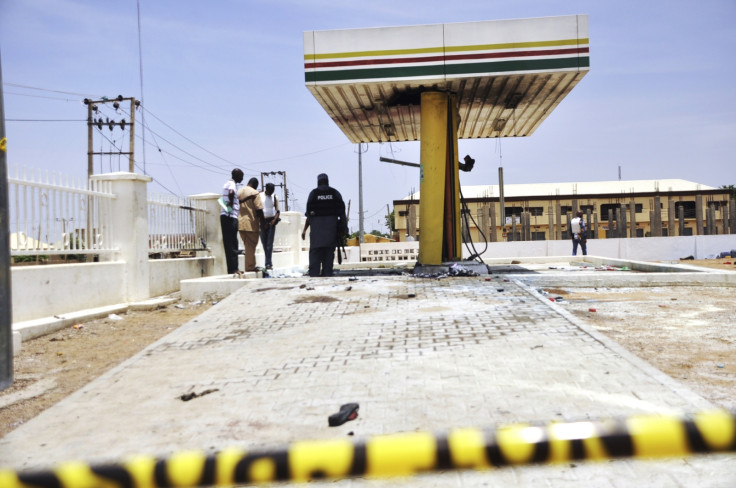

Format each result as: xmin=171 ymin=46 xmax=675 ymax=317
xmin=317 ymin=173 xmax=329 ymax=185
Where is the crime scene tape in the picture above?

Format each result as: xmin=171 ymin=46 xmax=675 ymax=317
xmin=0 ymin=137 xmax=7 ymax=153
xmin=0 ymin=410 xmax=734 ymax=487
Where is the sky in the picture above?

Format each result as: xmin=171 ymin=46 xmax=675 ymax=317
xmin=1 ymin=0 xmax=735 ymax=234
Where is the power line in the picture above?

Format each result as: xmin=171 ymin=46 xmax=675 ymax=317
xmin=4 ymin=91 xmax=80 ymax=102
xmin=136 ymin=0 xmax=147 ymax=174
xmin=5 ymin=82 xmax=357 ymax=198
xmin=2 ymin=82 xmax=93 ymax=98
xmin=6 ymin=119 xmax=86 ymax=122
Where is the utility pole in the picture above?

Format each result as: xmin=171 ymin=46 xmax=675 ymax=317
xmin=260 ymin=171 xmax=289 ymax=212
xmin=499 ymin=166 xmax=506 ymax=238
xmin=0 ymin=50 xmax=13 ymax=390
xmin=358 ymin=144 xmax=365 ymax=243
xmin=84 ymin=96 xmax=138 ymax=178
xmin=386 ymin=204 xmax=391 ymax=236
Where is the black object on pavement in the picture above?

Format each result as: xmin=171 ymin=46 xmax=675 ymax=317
xmin=329 ymin=402 xmax=359 ymax=427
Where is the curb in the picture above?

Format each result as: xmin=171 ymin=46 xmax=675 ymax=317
xmin=11 ymin=295 xmax=182 ymax=354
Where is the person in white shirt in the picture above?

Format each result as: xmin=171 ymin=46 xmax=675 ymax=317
xmin=220 ymin=169 xmax=243 ymax=275
xmin=259 ymin=183 xmax=281 ymax=270
xmin=570 ymin=211 xmax=587 ymax=256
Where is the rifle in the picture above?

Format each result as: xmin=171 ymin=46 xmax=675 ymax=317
xmin=337 ymin=217 xmax=348 ymax=264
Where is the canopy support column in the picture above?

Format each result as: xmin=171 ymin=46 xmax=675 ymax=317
xmin=418 ymin=91 xmax=461 ymax=265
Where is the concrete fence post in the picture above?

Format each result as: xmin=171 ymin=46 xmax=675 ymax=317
xmin=91 ymin=172 xmax=152 ymax=302
xmin=619 ymin=205 xmax=627 ymax=238
xmin=277 ymin=211 xmax=303 ymax=266
xmin=593 ymin=213 xmax=599 ymax=239
xmin=189 ymin=193 xmax=226 ymax=275
xmin=477 ymin=206 xmax=488 ymax=243
xmin=489 ymin=203 xmax=497 ymax=242
xmin=408 ymin=204 xmax=417 ymax=239
xmin=629 ymin=200 xmax=637 ymax=238
xmin=721 ymin=203 xmax=728 ymax=235
xmin=678 ymin=206 xmax=685 ymax=236
xmin=652 ymin=195 xmax=662 ymax=237
xmin=706 ymin=204 xmax=715 ymax=235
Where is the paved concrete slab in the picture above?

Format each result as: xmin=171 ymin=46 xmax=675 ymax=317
xmin=1 ymin=274 xmax=734 ymax=487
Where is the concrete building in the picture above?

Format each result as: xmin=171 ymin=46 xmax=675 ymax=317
xmin=393 ymin=179 xmax=735 ymax=242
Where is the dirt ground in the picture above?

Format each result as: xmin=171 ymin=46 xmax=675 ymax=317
xmin=1 ymin=259 xmax=734 ymax=438
xmin=545 ymin=258 xmax=736 ymax=411
xmin=0 ymin=297 xmax=214 ymax=437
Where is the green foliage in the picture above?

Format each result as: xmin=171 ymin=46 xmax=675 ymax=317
xmin=348 ymin=230 xmax=390 ymax=239
xmin=721 ymin=185 xmax=736 ymax=200
xmin=385 ymin=210 xmax=395 ymax=231
xmin=12 ymin=255 xmax=49 ymax=263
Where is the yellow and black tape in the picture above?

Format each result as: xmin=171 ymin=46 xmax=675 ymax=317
xmin=0 ymin=137 xmax=7 ymax=153
xmin=1 ymin=410 xmax=734 ymax=487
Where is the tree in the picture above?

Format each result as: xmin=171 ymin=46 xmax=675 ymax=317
xmin=385 ymin=209 xmax=395 ymax=232
xmin=721 ymin=185 xmax=736 ymax=201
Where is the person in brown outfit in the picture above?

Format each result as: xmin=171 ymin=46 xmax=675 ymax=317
xmin=237 ymin=177 xmax=264 ymax=272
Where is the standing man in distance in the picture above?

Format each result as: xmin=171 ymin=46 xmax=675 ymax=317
xmin=301 ymin=173 xmax=348 ymax=277
xmin=259 ymin=182 xmax=281 ymax=271
xmin=220 ymin=168 xmax=243 ymax=276
xmin=237 ymin=177 xmax=264 ymax=273
xmin=570 ymin=210 xmax=588 ymax=256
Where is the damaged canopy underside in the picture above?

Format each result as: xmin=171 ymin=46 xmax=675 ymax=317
xmin=304 ymin=15 xmax=590 ymax=143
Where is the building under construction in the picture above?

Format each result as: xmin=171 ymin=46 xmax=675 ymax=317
xmin=393 ymin=179 xmax=735 ymax=242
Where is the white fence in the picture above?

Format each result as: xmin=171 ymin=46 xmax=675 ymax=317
xmin=6 ymin=166 xmax=209 ymax=258
xmin=7 ymin=165 xmax=115 ymax=257
xmin=148 ymin=193 xmax=208 ymax=253
xmin=360 ymin=242 xmax=419 ymax=262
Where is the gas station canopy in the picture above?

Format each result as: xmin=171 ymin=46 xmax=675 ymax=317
xmin=304 ymin=15 xmax=589 ymax=143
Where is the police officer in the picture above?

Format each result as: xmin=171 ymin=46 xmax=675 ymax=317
xmin=301 ymin=173 xmax=348 ymax=277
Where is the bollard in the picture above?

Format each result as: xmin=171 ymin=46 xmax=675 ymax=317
xmin=0 ymin=410 xmax=734 ymax=487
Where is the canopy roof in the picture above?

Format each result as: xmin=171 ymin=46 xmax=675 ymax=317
xmin=304 ymin=15 xmax=589 ymax=143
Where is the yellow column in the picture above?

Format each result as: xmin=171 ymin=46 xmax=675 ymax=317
xmin=418 ymin=92 xmax=447 ymax=265
xmin=449 ymin=95 xmax=461 ymax=258
xmin=418 ymin=91 xmax=461 ymax=265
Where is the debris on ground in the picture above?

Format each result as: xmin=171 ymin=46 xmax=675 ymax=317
xmin=179 ymin=389 xmax=219 ymax=402
xmin=328 ymin=402 xmax=359 ymax=427
xmin=448 ymin=263 xmax=479 ymax=276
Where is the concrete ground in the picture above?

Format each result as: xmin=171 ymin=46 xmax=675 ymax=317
xmin=1 ymin=262 xmax=735 ymax=487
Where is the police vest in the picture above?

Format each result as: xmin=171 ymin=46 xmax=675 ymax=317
xmin=308 ymin=187 xmax=342 ymax=216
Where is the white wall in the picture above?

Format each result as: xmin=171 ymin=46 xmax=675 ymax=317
xmin=11 ymin=257 xmax=218 ymax=323
xmin=467 ymin=235 xmax=736 ymax=262
xmin=149 ymin=257 xmax=216 ymax=297
xmin=12 ymin=262 xmax=126 ymax=322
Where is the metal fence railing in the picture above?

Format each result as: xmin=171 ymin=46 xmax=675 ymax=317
xmin=148 ymin=193 xmax=208 ymax=255
xmin=7 ymin=165 xmax=115 ymax=258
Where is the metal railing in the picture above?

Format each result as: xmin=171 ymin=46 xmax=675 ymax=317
xmin=148 ymin=193 xmax=207 ymax=254
xmin=7 ymin=165 xmax=115 ymax=257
